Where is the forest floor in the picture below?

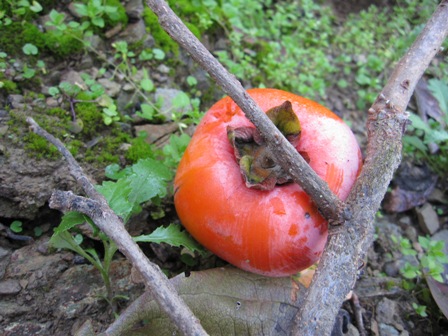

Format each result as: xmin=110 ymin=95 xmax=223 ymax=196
xmin=0 ymin=0 xmax=447 ymax=335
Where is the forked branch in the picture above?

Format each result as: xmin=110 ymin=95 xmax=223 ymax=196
xmin=26 ymin=118 xmax=208 ymax=336
xmin=293 ymin=1 xmax=448 ymax=334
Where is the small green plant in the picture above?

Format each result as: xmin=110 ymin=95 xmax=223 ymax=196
xmin=22 ymin=42 xmax=38 ymax=55
xmin=50 ymin=158 xmax=203 ymax=312
xmin=101 ymin=102 xmax=120 ymax=125
xmin=403 ymin=79 xmax=448 ymax=176
xmin=10 ymin=220 xmax=23 ymax=233
xmin=73 ymin=0 xmax=127 ymax=29
xmin=112 ymin=40 xmax=137 ymax=77
xmin=391 ymin=235 xmax=448 ymax=317
xmin=0 ymin=0 xmax=42 ymax=24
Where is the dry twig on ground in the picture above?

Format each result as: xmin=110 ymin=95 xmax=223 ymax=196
xmin=26 ymin=118 xmax=208 ymax=336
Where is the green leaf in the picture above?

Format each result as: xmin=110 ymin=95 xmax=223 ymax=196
xmin=408 ymin=113 xmax=448 ymax=144
xmin=403 ymin=135 xmax=427 ymax=152
xmin=103 ymin=115 xmax=112 ymax=125
xmin=73 ymin=3 xmax=88 ymax=17
xmin=412 ymin=303 xmax=428 ymax=317
xmin=134 ymin=224 xmax=205 ymax=254
xmin=74 ymin=233 xmax=83 ymax=245
xmin=136 ymin=103 xmax=155 ymax=120
xmin=418 ymin=236 xmax=431 ymax=249
xmin=50 ymin=230 xmax=80 ymax=252
xmin=163 ymin=133 xmax=191 ymax=167
xmin=187 ymin=76 xmax=197 ymax=87
xmin=428 ymin=79 xmax=448 ymax=114
xmin=153 ymin=48 xmax=165 ymax=60
xmin=401 ymin=262 xmax=420 ymax=279
xmin=140 ymin=78 xmax=154 ymax=92
xmin=10 ymin=220 xmax=23 ymax=233
xmin=30 ymin=1 xmax=43 ymax=12
xmin=96 ymin=179 xmax=134 ymax=221
xmin=125 ymin=158 xmax=172 ymax=206
xmin=48 ymin=86 xmax=60 ymax=96
xmin=172 ymin=92 xmax=190 ymax=109
xmin=105 ymin=163 xmax=131 ymax=180
xmin=92 ymin=17 xmax=105 ymax=28
xmin=55 ymin=211 xmax=87 ymax=234
xmin=22 ymin=43 xmax=38 ymax=55
xmin=34 ymin=226 xmax=43 ymax=237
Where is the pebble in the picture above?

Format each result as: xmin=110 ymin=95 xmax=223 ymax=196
xmin=126 ymin=0 xmax=144 ymax=21
xmin=379 ymin=323 xmax=400 ymax=336
xmin=98 ymin=78 xmax=121 ymax=98
xmin=415 ymin=202 xmax=440 ymax=235
xmin=376 ymin=298 xmax=400 ymax=325
xmin=0 ymin=280 xmax=22 ymax=295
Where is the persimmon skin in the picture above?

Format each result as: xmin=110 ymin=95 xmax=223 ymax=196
xmin=174 ymin=88 xmax=362 ymax=277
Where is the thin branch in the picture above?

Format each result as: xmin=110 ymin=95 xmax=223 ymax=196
xmin=26 ymin=118 xmax=208 ymax=336
xmin=145 ymin=0 xmax=344 ymax=221
xmin=293 ymin=1 xmax=448 ymax=334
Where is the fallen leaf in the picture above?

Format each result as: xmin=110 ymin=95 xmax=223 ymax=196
xmin=109 ymin=266 xmax=310 ymax=336
xmin=415 ymin=78 xmax=445 ymax=124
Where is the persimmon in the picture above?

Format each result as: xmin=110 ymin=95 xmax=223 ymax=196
xmin=174 ymin=88 xmax=362 ymax=277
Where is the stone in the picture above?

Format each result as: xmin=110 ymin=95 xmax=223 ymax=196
xmin=415 ymin=203 xmax=440 ymax=235
xmin=378 ymin=323 xmax=399 ymax=336
xmin=383 ymin=261 xmax=400 ymax=277
xmin=376 ymin=298 xmax=400 ymax=325
xmin=119 ymin=20 xmax=146 ymax=43
xmin=0 ymin=280 xmax=21 ymax=295
xmin=346 ymin=323 xmax=360 ymax=336
xmin=122 ymin=83 xmax=135 ymax=92
xmin=60 ymin=70 xmax=87 ymax=90
xmin=134 ymin=123 xmax=179 ymax=145
xmin=428 ymin=188 xmax=447 ymax=204
xmin=97 ymin=78 xmax=121 ymax=98
xmin=0 ymin=246 xmax=11 ymax=279
xmin=45 ymin=97 xmax=60 ymax=107
xmin=67 ymin=2 xmax=82 ymax=18
xmin=116 ymin=90 xmax=137 ymax=113
xmin=154 ymin=88 xmax=192 ymax=120
xmin=6 ymin=94 xmax=24 ymax=109
xmin=0 ymin=146 xmax=77 ymax=219
xmin=126 ymin=0 xmax=144 ymax=21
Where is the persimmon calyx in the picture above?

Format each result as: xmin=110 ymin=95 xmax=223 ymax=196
xmin=227 ymin=101 xmax=301 ymax=191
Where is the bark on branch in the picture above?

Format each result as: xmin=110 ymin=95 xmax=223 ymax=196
xmin=293 ymin=1 xmax=448 ymax=334
xmin=26 ymin=118 xmax=208 ymax=336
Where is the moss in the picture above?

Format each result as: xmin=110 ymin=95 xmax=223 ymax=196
xmin=0 ymin=80 xmax=19 ymax=94
xmin=74 ymin=100 xmax=104 ymax=137
xmin=143 ymin=6 xmax=179 ymax=56
xmin=23 ymin=132 xmax=60 ymax=159
xmin=84 ymin=128 xmax=130 ymax=166
xmin=125 ymin=136 xmax=157 ymax=163
xmin=44 ymin=30 xmax=84 ymax=58
xmin=47 ymin=107 xmax=71 ymax=120
xmin=104 ymin=0 xmax=128 ymax=28
xmin=67 ymin=139 xmax=83 ymax=156
xmin=0 ymin=22 xmax=46 ymax=55
xmin=128 ymin=40 xmax=144 ymax=53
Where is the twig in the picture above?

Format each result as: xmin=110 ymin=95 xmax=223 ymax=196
xmin=26 ymin=118 xmax=208 ymax=336
xmin=145 ymin=0 xmax=345 ymax=221
xmin=293 ymin=1 xmax=448 ymax=335
xmin=350 ymin=292 xmax=366 ymax=336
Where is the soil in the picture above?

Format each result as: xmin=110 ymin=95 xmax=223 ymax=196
xmin=0 ymin=0 xmax=447 ymax=335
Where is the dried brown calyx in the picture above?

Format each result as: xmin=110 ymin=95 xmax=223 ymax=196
xmin=227 ymin=101 xmax=302 ymax=191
